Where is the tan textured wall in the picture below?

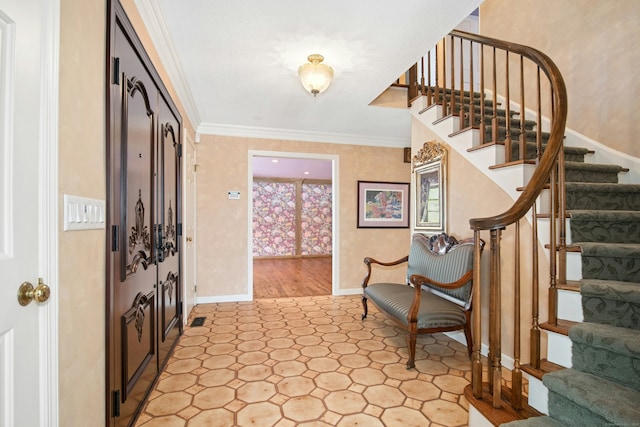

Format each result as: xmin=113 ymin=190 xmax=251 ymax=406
xmin=196 ymin=135 xmax=412 ymax=298
xmin=480 ymin=0 xmax=640 ymax=158
xmin=58 ymin=0 xmax=106 ymax=424
xmin=58 ymin=0 xmax=194 ymax=425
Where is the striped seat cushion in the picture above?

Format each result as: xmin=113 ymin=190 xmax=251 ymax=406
xmin=364 ymin=283 xmax=466 ymax=328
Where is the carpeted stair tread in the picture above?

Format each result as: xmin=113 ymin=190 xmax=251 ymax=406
xmin=543 ymin=369 xmax=640 ymax=426
xmin=578 ymin=241 xmax=640 ymax=258
xmin=561 ymin=146 xmax=591 ymax=162
xmin=500 ymin=416 xmax=565 ymax=427
xmin=571 ymin=340 xmax=640 ymax=393
xmin=439 ymin=95 xmax=495 ymax=108
xmin=424 ymin=86 xmax=484 ymax=98
xmin=510 ymin=144 xmax=590 ymax=163
xmin=581 ymin=278 xmax=640 ymax=304
xmin=566 ymin=182 xmax=640 ymax=192
xmin=569 ymin=322 xmax=640 ymax=359
xmin=564 ymin=161 xmax=625 ymax=183
xmin=570 ymin=323 xmax=640 ymax=392
xmin=566 ymin=182 xmax=640 ymax=211
xmin=581 ymin=279 xmax=640 ymax=330
xmin=465 ymin=104 xmax=513 ymax=117
xmin=570 ymin=209 xmax=640 ymax=222
xmin=485 ymin=125 xmax=551 ymax=144
xmin=577 ymin=242 xmax=640 ymax=282
xmin=569 ymin=210 xmax=640 ymax=244
xmin=469 ymin=114 xmax=537 ymax=130
xmin=564 ymin=161 xmax=625 ymax=174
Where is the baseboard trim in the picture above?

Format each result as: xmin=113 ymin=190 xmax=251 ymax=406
xmin=196 ymin=294 xmax=252 ymax=304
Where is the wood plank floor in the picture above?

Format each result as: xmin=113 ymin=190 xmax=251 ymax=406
xmin=253 ymin=257 xmax=332 ymax=299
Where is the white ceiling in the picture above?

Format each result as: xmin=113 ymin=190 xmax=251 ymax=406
xmin=135 ymin=0 xmax=483 ymax=148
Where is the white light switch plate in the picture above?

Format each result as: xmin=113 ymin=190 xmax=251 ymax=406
xmin=64 ymin=194 xmax=106 ymax=231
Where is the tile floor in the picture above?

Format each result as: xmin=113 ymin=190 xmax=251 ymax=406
xmin=134 ymin=295 xmax=475 ymax=427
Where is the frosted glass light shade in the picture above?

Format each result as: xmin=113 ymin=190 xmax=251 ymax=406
xmin=298 ymin=54 xmax=334 ymax=96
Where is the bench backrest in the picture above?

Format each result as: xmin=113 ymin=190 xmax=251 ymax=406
xmin=406 ymin=233 xmax=476 ymax=307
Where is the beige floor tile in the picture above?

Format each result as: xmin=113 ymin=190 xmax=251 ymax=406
xmin=192 ymin=386 xmax=234 ymax=409
xmin=189 ymin=409 xmax=234 ymax=427
xmin=363 ymin=384 xmax=406 ymax=408
xmin=145 ymin=391 xmax=192 ymax=416
xmin=237 ymin=380 xmax=277 ymax=403
xmin=314 ymin=371 xmax=352 ymax=391
xmin=277 ymin=376 xmax=315 ymax=397
xmin=282 ymin=395 xmax=325 ymax=422
xmin=273 ymin=359 xmax=307 ymax=377
xmin=324 ymin=390 xmax=367 ymax=414
xmin=422 ymin=399 xmax=469 ymax=425
xmin=137 ymin=414 xmax=186 ymax=427
xmin=381 ymin=406 xmax=430 ymax=427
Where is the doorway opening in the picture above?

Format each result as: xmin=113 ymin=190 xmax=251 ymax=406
xmin=248 ymin=151 xmax=339 ymax=299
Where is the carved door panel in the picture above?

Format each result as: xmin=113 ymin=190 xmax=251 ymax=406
xmin=107 ymin=3 xmax=182 ymax=426
xmin=156 ymin=100 xmax=182 ymax=366
xmin=109 ymin=21 xmax=159 ymax=425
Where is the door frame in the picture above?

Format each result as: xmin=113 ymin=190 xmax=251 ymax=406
xmin=248 ymin=150 xmax=340 ymax=298
xmin=39 ymin=0 xmax=60 ymax=423
xmin=182 ymin=132 xmax=197 ymax=323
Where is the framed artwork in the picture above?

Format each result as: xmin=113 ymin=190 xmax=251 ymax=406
xmin=357 ymin=181 xmax=410 ymax=228
xmin=413 ymin=141 xmax=447 ymax=233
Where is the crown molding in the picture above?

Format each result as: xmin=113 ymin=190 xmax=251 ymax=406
xmin=196 ymin=122 xmax=409 ymax=148
xmin=134 ymin=0 xmax=201 ymax=128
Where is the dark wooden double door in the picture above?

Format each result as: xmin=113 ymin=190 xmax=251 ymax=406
xmin=106 ymin=2 xmax=182 ymax=426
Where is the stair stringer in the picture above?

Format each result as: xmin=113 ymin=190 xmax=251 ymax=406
xmin=526 ymin=111 xmax=640 ymax=184
xmin=483 ymin=91 xmax=640 ymax=183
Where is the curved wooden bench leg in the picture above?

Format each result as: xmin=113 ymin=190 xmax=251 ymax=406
xmin=361 ymin=296 xmax=368 ymax=320
xmin=406 ymin=332 xmax=417 ymax=369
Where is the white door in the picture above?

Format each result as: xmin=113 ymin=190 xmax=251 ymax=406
xmin=0 ymin=0 xmax=58 ymax=426
xmin=183 ymin=135 xmax=197 ymax=321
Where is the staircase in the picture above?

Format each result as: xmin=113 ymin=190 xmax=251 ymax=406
xmin=405 ymin=30 xmax=640 ymax=425
xmin=504 ymin=148 xmax=640 ymax=425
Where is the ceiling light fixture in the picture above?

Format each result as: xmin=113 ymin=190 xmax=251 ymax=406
xmin=298 ymin=54 xmax=333 ymax=97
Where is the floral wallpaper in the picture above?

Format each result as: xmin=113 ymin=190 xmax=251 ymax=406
xmin=253 ymin=180 xmax=332 ymax=257
xmin=301 ymin=183 xmax=332 ymax=255
xmin=253 ymin=181 xmax=296 ymax=256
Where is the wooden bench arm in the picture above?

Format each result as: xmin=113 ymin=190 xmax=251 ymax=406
xmin=406 ymin=270 xmax=474 ymax=323
xmin=408 ymin=269 xmax=474 ymax=290
xmin=361 ymin=255 xmax=409 ymax=288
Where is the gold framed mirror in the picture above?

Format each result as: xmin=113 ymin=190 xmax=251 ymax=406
xmin=412 ymin=141 xmax=447 ymax=234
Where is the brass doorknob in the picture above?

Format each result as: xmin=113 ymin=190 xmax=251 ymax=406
xmin=186 ymin=237 xmax=192 ymax=242
xmin=17 ymin=278 xmax=50 ymax=306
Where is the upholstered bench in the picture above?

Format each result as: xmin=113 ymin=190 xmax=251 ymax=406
xmin=361 ymin=233 xmax=485 ymax=369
